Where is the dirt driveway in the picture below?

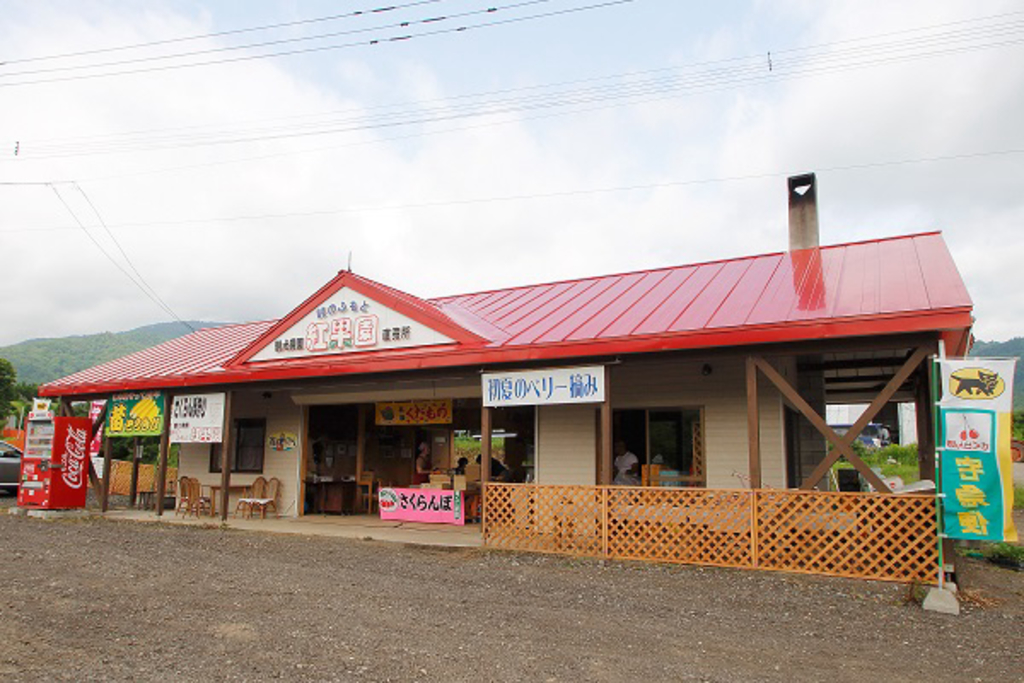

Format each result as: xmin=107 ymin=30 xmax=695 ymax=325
xmin=0 ymin=505 xmax=1021 ymax=682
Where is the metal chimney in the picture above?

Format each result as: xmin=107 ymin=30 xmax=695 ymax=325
xmin=788 ymin=173 xmax=819 ymax=250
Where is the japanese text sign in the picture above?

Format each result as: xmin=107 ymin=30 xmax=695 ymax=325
xmin=378 ymin=487 xmax=464 ymax=525
xmin=375 ymin=399 xmax=452 ymax=426
xmin=248 ymin=287 xmax=454 ymax=362
xmin=483 ymin=365 xmax=605 ymax=407
xmin=106 ymin=392 xmax=165 ymax=438
xmin=938 ymin=358 xmax=1016 ymax=542
xmin=169 ymin=393 xmax=226 ymax=444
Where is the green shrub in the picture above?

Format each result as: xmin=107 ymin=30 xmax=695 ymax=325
xmin=982 ymin=542 xmax=1024 ymax=564
xmin=877 ymin=443 xmax=918 ymax=466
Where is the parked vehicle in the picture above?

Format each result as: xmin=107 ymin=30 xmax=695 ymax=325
xmin=0 ymin=441 xmax=22 ymax=493
xmin=830 ymin=423 xmax=889 ymax=449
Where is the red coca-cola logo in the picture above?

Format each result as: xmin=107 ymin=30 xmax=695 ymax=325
xmin=62 ymin=427 xmax=88 ymax=489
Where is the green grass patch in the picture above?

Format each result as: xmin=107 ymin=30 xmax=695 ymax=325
xmin=831 ymin=443 xmax=922 ymax=485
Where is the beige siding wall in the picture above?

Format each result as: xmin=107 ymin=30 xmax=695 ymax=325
xmin=536 ymin=404 xmax=596 ymax=485
xmin=178 ymin=389 xmax=303 ymax=517
xmin=610 ymin=356 xmax=787 ymax=489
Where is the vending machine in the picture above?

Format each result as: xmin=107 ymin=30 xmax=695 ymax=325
xmin=17 ymin=412 xmax=92 ymax=509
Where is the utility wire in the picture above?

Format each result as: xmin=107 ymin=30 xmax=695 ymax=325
xmin=47 ymin=183 xmax=195 ymax=332
xmin=0 ymin=0 xmax=446 ymax=65
xmin=7 ymin=12 xmax=1024 ymax=161
xmin=15 ymin=9 xmax=1021 ymax=150
xmin=0 ymin=1 xmax=632 ymax=87
xmin=73 ymin=182 xmax=194 ymax=333
xmin=8 ymin=147 xmax=1021 ymax=235
xmin=0 ymin=0 xmax=549 ymax=78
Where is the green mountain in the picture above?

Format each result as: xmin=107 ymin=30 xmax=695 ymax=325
xmin=0 ymin=321 xmax=229 ymax=385
xmin=969 ymin=337 xmax=1024 ymax=408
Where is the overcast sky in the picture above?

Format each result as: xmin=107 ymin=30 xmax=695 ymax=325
xmin=2 ymin=0 xmax=1022 ymax=348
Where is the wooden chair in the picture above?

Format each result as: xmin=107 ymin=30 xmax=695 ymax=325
xmin=357 ymin=471 xmax=377 ymax=514
xmin=246 ymin=477 xmax=281 ymax=519
xmin=175 ymin=476 xmax=192 ymax=517
xmin=235 ymin=476 xmax=266 ymax=518
xmin=188 ymin=478 xmax=212 ymax=517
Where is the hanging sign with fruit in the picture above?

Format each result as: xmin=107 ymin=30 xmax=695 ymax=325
xmin=106 ymin=391 xmax=166 ymax=437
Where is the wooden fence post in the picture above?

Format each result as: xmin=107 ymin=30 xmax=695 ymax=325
xmin=750 ymin=490 xmax=759 ymax=569
xmin=601 ymin=486 xmax=609 ymax=558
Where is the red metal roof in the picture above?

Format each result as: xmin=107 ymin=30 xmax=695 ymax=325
xmin=41 ymin=232 xmax=973 ymax=397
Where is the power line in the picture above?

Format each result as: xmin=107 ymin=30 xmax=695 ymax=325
xmin=7 ymin=12 xmax=1024 ymax=162
xmin=15 ymin=9 xmax=1021 ymax=151
xmin=1 ymin=0 xmax=446 ymax=65
xmin=47 ymin=183 xmax=195 ymax=333
xmin=8 ymin=147 xmax=1021 ymax=235
xmin=73 ymin=182 xmax=194 ymax=333
xmin=0 ymin=0 xmax=548 ymax=78
xmin=0 ymin=1 xmax=632 ymax=88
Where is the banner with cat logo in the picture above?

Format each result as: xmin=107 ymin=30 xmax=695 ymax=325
xmin=937 ymin=358 xmax=1016 ymax=542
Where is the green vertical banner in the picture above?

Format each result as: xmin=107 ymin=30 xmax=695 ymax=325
xmin=938 ymin=359 xmax=1017 ymax=542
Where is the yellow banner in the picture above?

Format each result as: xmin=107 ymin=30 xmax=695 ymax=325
xmin=375 ymin=399 xmax=452 ymax=426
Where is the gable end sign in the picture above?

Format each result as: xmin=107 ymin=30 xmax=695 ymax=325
xmin=248 ymin=287 xmax=454 ymax=362
xmin=169 ymin=393 xmax=226 ymax=444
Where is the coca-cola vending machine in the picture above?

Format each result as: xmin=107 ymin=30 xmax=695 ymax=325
xmin=17 ymin=414 xmax=91 ymax=509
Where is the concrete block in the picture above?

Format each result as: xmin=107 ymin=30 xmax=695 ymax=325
xmin=22 ymin=508 xmax=94 ymax=521
xmin=922 ymin=587 xmax=960 ymax=615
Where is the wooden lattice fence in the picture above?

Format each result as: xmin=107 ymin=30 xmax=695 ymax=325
xmin=484 ymin=484 xmax=937 ymax=584
xmin=101 ymin=460 xmax=178 ymax=496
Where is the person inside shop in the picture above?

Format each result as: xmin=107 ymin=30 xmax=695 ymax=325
xmin=613 ymin=440 xmax=640 ymax=486
xmin=475 ymin=453 xmax=509 ymax=481
xmin=413 ymin=442 xmax=431 ymax=485
xmin=454 ymin=457 xmax=469 ymax=475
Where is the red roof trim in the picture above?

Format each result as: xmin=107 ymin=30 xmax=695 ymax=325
xmin=226 ymin=271 xmax=485 ymax=367
xmin=39 ymin=307 xmax=973 ymax=397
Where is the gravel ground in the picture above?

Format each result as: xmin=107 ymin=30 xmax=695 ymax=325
xmin=1 ymin=494 xmax=1022 ymax=683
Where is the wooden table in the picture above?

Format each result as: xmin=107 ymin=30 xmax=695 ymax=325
xmin=207 ymin=483 xmax=251 ymax=517
xmin=309 ymin=480 xmax=357 ymax=515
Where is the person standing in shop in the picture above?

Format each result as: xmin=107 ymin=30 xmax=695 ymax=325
xmin=413 ymin=442 xmax=431 ymax=485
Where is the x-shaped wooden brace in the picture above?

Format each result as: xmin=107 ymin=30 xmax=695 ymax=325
xmin=751 ymin=346 xmax=930 ymax=493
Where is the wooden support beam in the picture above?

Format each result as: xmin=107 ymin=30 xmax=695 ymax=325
xmin=599 ymin=365 xmax=612 ymax=486
xmin=219 ymin=391 xmax=234 ymax=522
xmin=753 ymin=356 xmax=890 ymax=493
xmin=916 ymin=363 xmax=936 ymax=480
xmin=128 ymin=437 xmax=141 ymax=506
xmin=87 ymin=400 xmax=108 ymax=493
xmin=298 ymin=406 xmax=310 ymax=517
xmin=787 ymin=346 xmax=931 ymax=492
xmin=745 ymin=356 xmax=761 ymax=489
xmin=154 ymin=393 xmax=173 ymax=516
xmin=480 ymin=406 xmax=492 ymax=483
xmin=355 ymin=404 xmax=367 ymax=511
xmin=100 ymin=430 xmax=113 ymax=513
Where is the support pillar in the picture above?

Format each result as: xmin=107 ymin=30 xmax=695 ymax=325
xmin=129 ymin=437 xmax=141 ymax=506
xmin=154 ymin=393 xmax=172 ymax=516
xmin=599 ymin=365 xmax=612 ymax=486
xmin=915 ymin=365 xmax=936 ymax=480
xmin=219 ymin=391 xmax=234 ymax=522
xmin=100 ymin=430 xmax=113 ymax=512
xmin=746 ymin=356 xmax=762 ymax=489
xmin=480 ymin=406 xmax=492 ymax=483
xmin=355 ymin=404 xmax=367 ymax=510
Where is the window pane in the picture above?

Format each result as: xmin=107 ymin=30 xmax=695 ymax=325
xmin=235 ymin=419 xmax=265 ymax=473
